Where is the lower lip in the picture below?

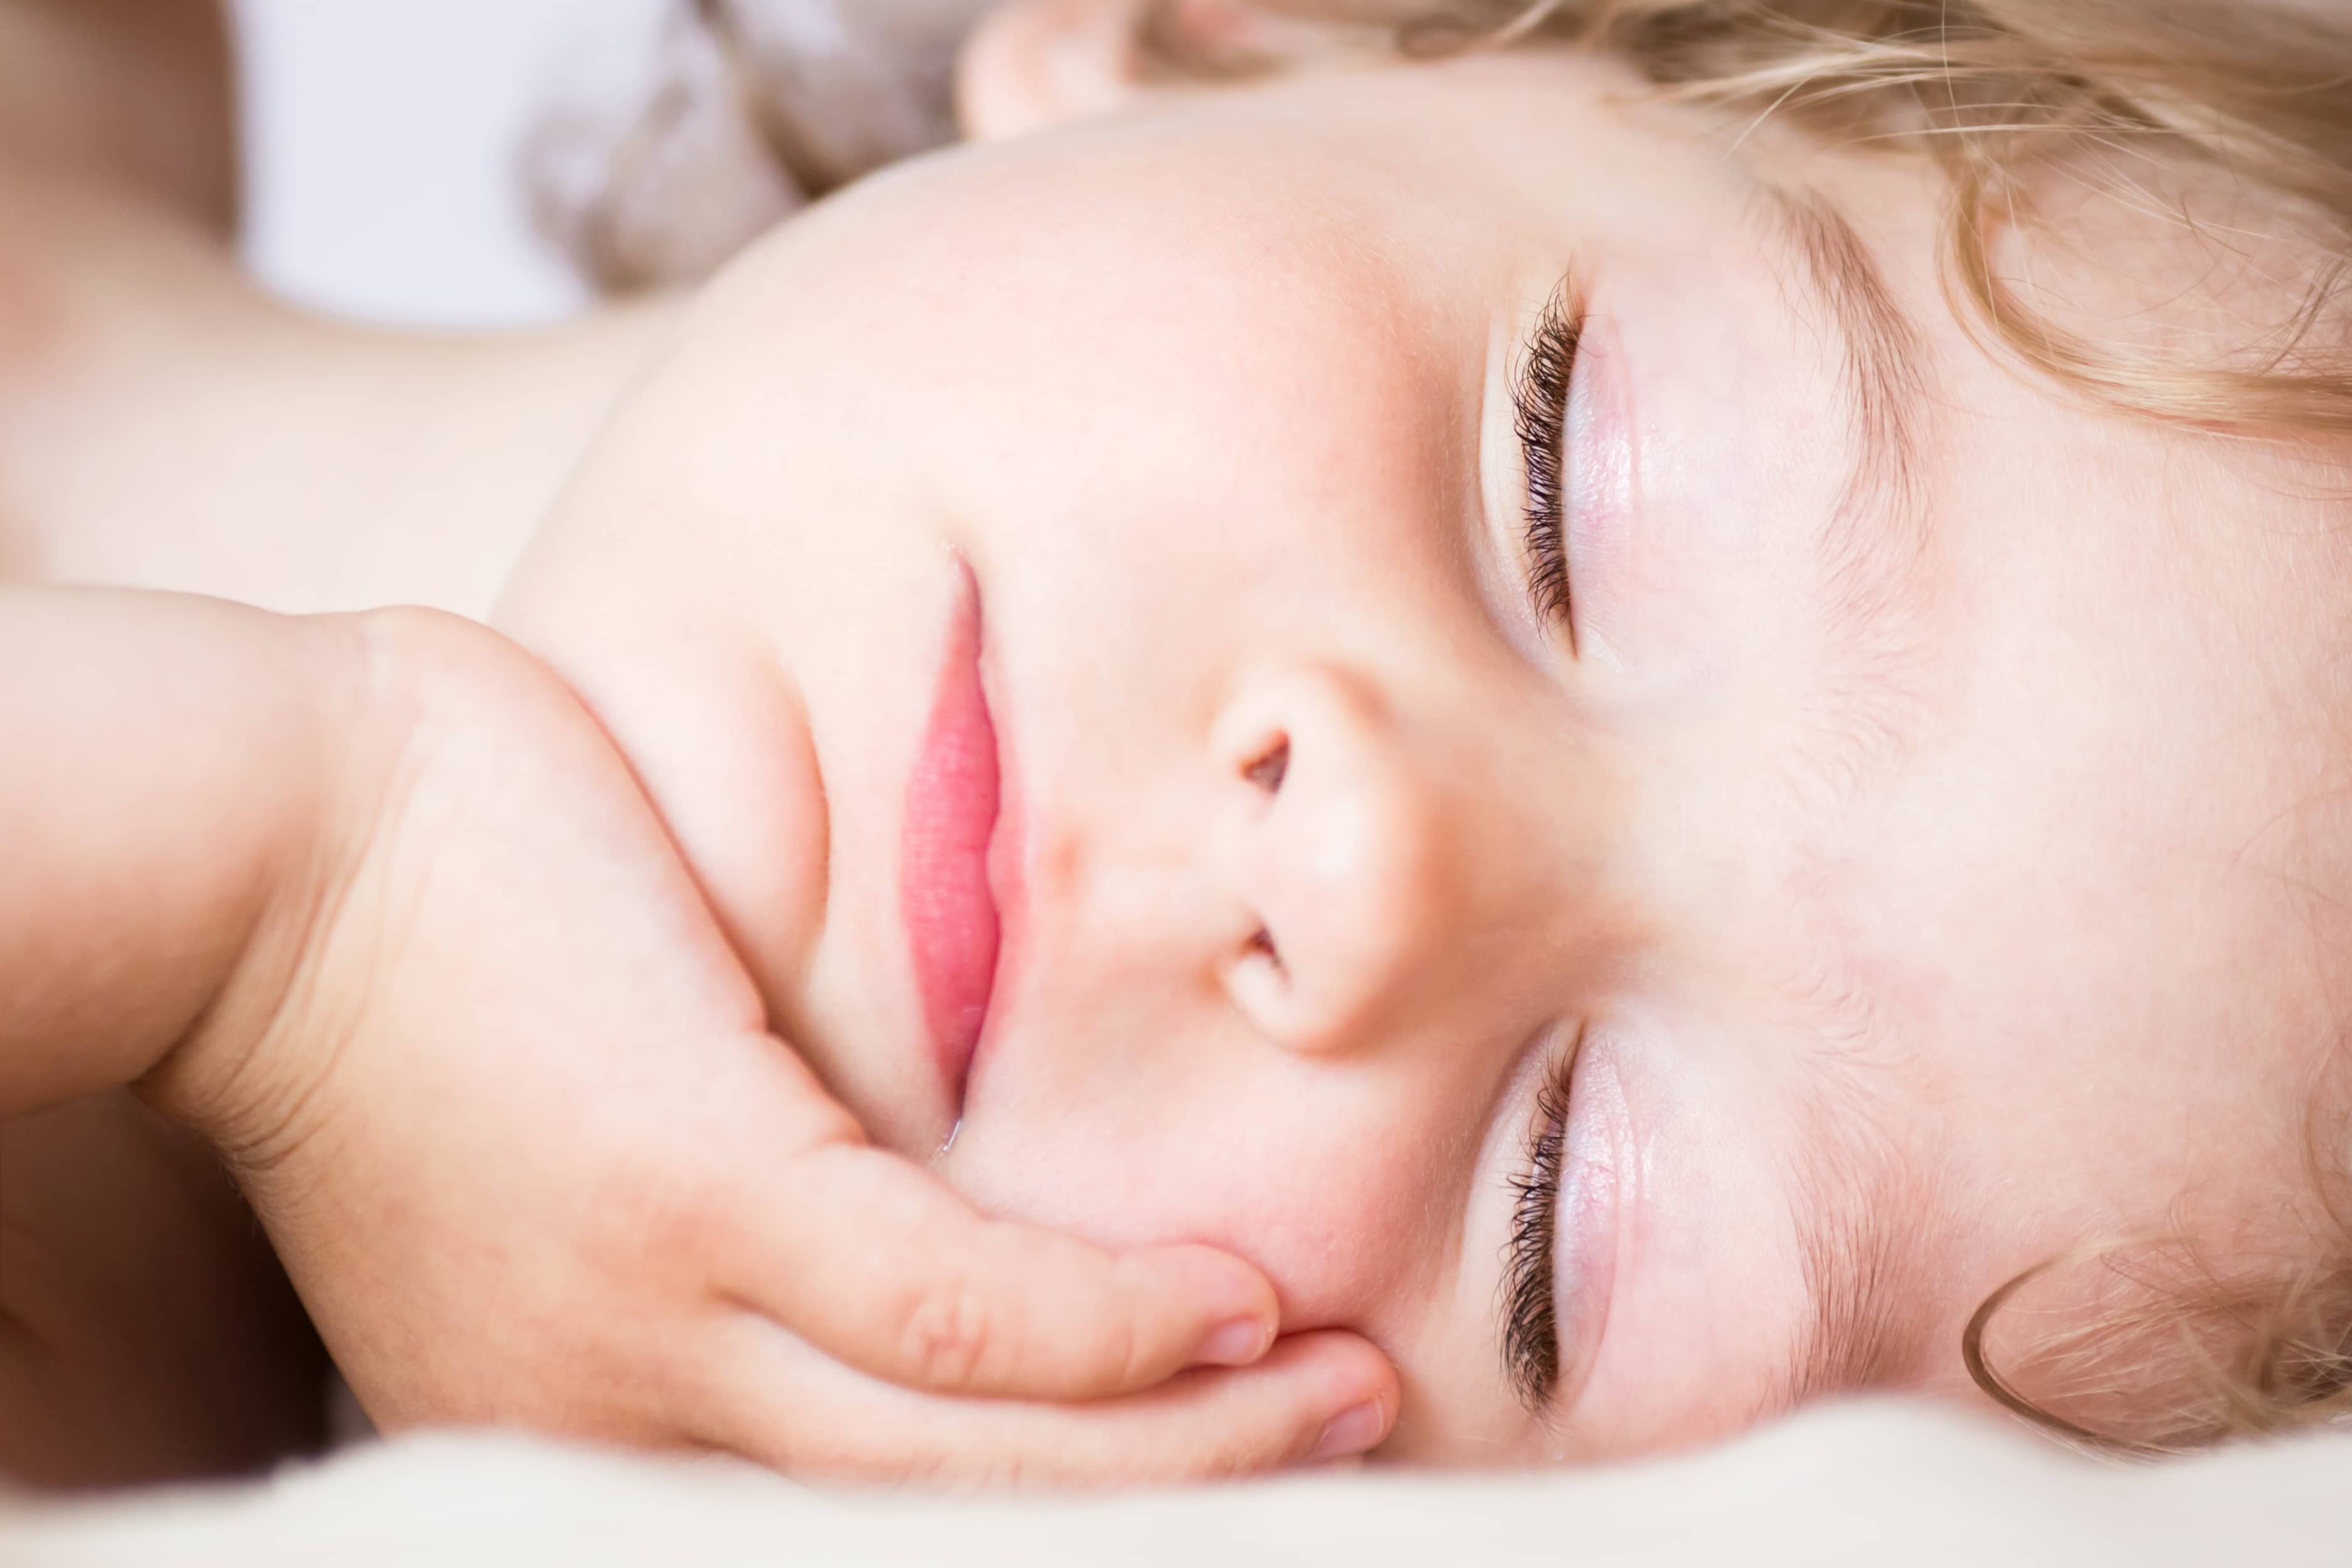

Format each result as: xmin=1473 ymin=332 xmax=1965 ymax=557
xmin=901 ymin=564 xmax=1003 ymax=1108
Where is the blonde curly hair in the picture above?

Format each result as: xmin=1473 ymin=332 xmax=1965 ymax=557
xmin=539 ymin=0 xmax=2352 ymax=1451
xmin=1133 ymin=0 xmax=2352 ymax=442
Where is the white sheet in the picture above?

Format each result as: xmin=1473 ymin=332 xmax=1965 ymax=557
xmin=6 ymin=1399 xmax=2346 ymax=1567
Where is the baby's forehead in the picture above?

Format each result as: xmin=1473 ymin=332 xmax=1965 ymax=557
xmin=1667 ymin=178 xmax=2352 ymax=1381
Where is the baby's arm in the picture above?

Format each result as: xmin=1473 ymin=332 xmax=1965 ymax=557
xmin=0 ymin=586 xmax=345 ymax=1119
xmin=0 ymin=588 xmax=347 ymax=1485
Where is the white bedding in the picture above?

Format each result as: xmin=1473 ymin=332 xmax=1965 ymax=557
xmin=5 ymin=1399 xmax=2346 ymax=1567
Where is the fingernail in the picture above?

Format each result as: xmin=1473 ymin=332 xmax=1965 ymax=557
xmin=1308 ymin=1401 xmax=1385 ymax=1463
xmin=1194 ymin=1317 xmax=1272 ymax=1367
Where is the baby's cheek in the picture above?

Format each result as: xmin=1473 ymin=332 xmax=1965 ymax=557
xmin=942 ymin=1084 xmax=1446 ymax=1331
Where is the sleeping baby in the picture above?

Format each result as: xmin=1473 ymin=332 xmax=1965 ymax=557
xmin=3 ymin=0 xmax=2350 ymax=1486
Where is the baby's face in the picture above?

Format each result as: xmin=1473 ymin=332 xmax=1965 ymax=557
xmin=497 ymin=50 xmax=2352 ymax=1459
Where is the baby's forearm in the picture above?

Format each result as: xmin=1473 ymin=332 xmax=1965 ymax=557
xmin=0 ymin=586 xmax=352 ymax=1118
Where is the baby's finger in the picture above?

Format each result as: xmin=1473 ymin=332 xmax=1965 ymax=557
xmin=723 ymin=1138 xmax=1282 ymax=1401
xmin=705 ymin=1324 xmax=1399 ymax=1487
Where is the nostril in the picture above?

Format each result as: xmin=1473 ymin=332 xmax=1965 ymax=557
xmin=1248 ymin=926 xmax=1285 ymax=976
xmin=1245 ymin=736 xmax=1290 ymax=794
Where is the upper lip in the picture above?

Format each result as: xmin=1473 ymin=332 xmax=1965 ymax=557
xmin=899 ymin=561 xmax=1005 ymax=1121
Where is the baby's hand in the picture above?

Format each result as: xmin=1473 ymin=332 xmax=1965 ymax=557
xmin=157 ymin=607 xmax=1393 ymax=1483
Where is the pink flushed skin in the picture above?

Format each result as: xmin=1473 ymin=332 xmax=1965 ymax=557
xmin=901 ymin=563 xmax=1002 ymax=1115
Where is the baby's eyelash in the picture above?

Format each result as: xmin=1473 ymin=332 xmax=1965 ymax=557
xmin=1511 ymin=293 xmax=1583 ymax=633
xmin=1502 ymin=1044 xmax=1576 ymax=1411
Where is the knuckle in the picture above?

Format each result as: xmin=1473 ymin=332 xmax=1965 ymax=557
xmin=775 ymin=1429 xmax=893 ymax=1485
xmin=1093 ymin=1294 xmax=1148 ymax=1391
xmin=794 ymin=1430 xmax=1024 ymax=1491
xmin=949 ymin=1446 xmax=1033 ymax=1491
xmin=603 ymin=1133 xmax=737 ymax=1279
xmin=896 ymin=1275 xmax=999 ymax=1391
xmin=1182 ymin=1388 xmax=1300 ymax=1480
xmin=1191 ymin=1424 xmax=1273 ymax=1481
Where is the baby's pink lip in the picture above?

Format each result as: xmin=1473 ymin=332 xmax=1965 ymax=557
xmin=901 ymin=563 xmax=1002 ymax=1118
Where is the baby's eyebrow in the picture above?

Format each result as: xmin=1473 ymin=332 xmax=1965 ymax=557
xmin=1777 ymin=1021 xmax=1928 ymax=1404
xmin=1752 ymin=182 xmax=1941 ymax=632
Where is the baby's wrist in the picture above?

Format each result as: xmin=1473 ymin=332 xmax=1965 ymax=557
xmin=147 ymin=606 xmax=569 ymax=1168
xmin=0 ymin=589 xmax=389 ymax=1126
xmin=136 ymin=607 xmax=394 ymax=1153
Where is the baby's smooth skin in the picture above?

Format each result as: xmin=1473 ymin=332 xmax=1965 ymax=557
xmin=501 ymin=43 xmax=2352 ymax=1458
xmin=6 ymin=0 xmax=2349 ymax=1478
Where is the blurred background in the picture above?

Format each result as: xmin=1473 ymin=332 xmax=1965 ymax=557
xmin=230 ymin=0 xmax=660 ymax=327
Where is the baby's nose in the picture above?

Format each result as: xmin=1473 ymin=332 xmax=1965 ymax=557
xmin=1028 ymin=659 xmax=1574 ymax=1060
xmin=1204 ymin=662 xmax=1476 ymax=1056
